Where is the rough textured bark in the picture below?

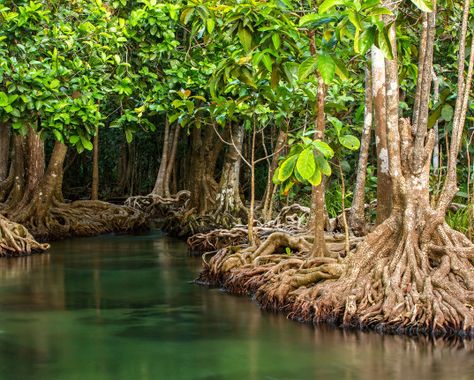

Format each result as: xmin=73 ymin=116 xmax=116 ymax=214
xmin=372 ymin=46 xmax=392 ymax=224
xmin=91 ymin=126 xmax=99 ymax=200
xmin=187 ymin=126 xmax=222 ymax=214
xmin=350 ymin=65 xmax=373 ymax=236
xmin=213 ymin=124 xmax=247 ymax=225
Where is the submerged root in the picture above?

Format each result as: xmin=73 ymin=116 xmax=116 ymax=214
xmin=0 ymin=215 xmax=49 ymax=256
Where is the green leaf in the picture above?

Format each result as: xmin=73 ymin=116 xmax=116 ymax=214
xmin=238 ymin=27 xmax=253 ymax=52
xmin=317 ymin=52 xmax=335 ymax=84
xmin=298 ymin=56 xmax=318 ymax=81
xmin=296 ymin=148 xmax=316 ymax=180
xmin=358 ymin=27 xmax=376 ymax=55
xmin=299 ymin=13 xmax=321 ymax=27
xmin=316 ymin=155 xmax=332 ymax=176
xmin=410 ymin=0 xmax=433 ymax=12
xmin=272 ymin=167 xmax=281 ymax=184
xmin=376 ymin=27 xmax=393 ymax=60
xmin=441 ymin=104 xmax=454 ymax=122
xmin=339 ymin=134 xmax=360 ymax=150
xmin=125 ymin=129 xmax=133 ymax=144
xmin=262 ymin=54 xmax=273 ymax=72
xmin=278 ymin=154 xmax=298 ymax=182
xmin=49 ymin=79 xmax=60 ymax=89
xmin=272 ymin=33 xmax=281 ymax=50
xmin=180 ymin=8 xmax=194 ymax=24
xmin=81 ymin=137 xmax=93 ymax=151
xmin=318 ymin=0 xmax=345 ymax=14
xmin=308 ymin=166 xmax=322 ymax=186
xmin=206 ymin=18 xmax=215 ymax=33
xmin=313 ymin=140 xmax=334 ymax=158
xmin=0 ymin=92 xmax=8 ymax=107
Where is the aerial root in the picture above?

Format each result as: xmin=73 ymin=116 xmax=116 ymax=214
xmin=0 ymin=215 xmax=49 ymax=256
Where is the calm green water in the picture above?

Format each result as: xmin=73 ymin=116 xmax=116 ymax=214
xmin=0 ymin=231 xmax=473 ymax=380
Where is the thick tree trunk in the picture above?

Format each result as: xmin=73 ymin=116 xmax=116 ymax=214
xmin=350 ymin=65 xmax=372 ymax=236
xmin=0 ymin=124 xmax=10 ymax=181
xmin=91 ymin=126 xmax=99 ymax=200
xmin=372 ymin=46 xmax=392 ymax=224
xmin=213 ymin=124 xmax=247 ymax=224
xmin=188 ymin=126 xmax=221 ymax=214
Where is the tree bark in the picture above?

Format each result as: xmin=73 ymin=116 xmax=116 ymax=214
xmin=372 ymin=46 xmax=392 ymax=224
xmin=0 ymin=124 xmax=10 ymax=181
xmin=350 ymin=64 xmax=372 ymax=236
xmin=214 ymin=124 xmax=247 ymax=224
xmin=91 ymin=126 xmax=99 ymax=200
xmin=152 ymin=117 xmax=170 ymax=196
xmin=311 ymin=74 xmax=328 ymax=257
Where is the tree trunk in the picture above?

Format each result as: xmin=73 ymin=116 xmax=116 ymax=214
xmin=311 ymin=75 xmax=328 ymax=257
xmin=262 ymin=126 xmax=288 ymax=222
xmin=152 ymin=117 xmax=170 ymax=196
xmin=188 ymin=126 xmax=221 ymax=214
xmin=213 ymin=124 xmax=247 ymax=225
xmin=372 ymin=46 xmax=392 ymax=224
xmin=350 ymin=65 xmax=372 ymax=236
xmin=91 ymin=126 xmax=99 ymax=200
xmin=0 ymin=124 xmax=10 ymax=181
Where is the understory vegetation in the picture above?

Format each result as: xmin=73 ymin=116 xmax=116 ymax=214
xmin=1 ymin=0 xmax=474 ymax=337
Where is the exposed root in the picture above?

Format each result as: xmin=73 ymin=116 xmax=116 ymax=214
xmin=17 ymin=200 xmax=148 ymax=241
xmin=125 ymin=190 xmax=190 ymax=217
xmin=198 ymin=211 xmax=474 ymax=337
xmin=0 ymin=215 xmax=49 ymax=256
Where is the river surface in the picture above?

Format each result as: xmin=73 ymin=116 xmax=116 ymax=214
xmin=0 ymin=231 xmax=473 ymax=380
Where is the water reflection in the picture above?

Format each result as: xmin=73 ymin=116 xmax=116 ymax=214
xmin=0 ymin=231 xmax=471 ymax=380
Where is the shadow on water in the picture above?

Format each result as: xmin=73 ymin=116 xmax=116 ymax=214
xmin=0 ymin=230 xmax=472 ymax=380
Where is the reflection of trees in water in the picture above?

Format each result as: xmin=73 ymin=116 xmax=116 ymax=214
xmin=0 ymin=253 xmax=65 ymax=311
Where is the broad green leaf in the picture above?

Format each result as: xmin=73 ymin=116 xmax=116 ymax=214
xmin=282 ymin=179 xmax=296 ymax=196
xmin=441 ymin=104 xmax=453 ymax=122
xmin=238 ymin=27 xmax=253 ymax=52
xmin=206 ymin=18 xmax=215 ymax=33
xmin=308 ymin=166 xmax=322 ymax=186
xmin=278 ymin=154 xmax=298 ymax=181
xmin=0 ymin=92 xmax=8 ymax=107
xmin=410 ymin=0 xmax=433 ymax=12
xmin=358 ymin=27 xmax=376 ymax=55
xmin=317 ymin=52 xmax=335 ymax=84
xmin=376 ymin=27 xmax=393 ymax=60
xmin=313 ymin=140 xmax=334 ymax=158
xmin=272 ymin=167 xmax=281 ymax=184
xmin=49 ymin=79 xmax=60 ymax=89
xmin=180 ymin=8 xmax=194 ymax=24
xmin=316 ymin=155 xmax=332 ymax=176
xmin=296 ymin=148 xmax=316 ymax=180
xmin=262 ymin=54 xmax=273 ymax=72
xmin=298 ymin=56 xmax=318 ymax=81
xmin=318 ymin=0 xmax=345 ymax=14
xmin=299 ymin=13 xmax=321 ymax=26
xmin=81 ymin=137 xmax=93 ymax=151
xmin=339 ymin=134 xmax=360 ymax=150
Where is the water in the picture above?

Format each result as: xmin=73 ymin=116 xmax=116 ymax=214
xmin=0 ymin=231 xmax=472 ymax=380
